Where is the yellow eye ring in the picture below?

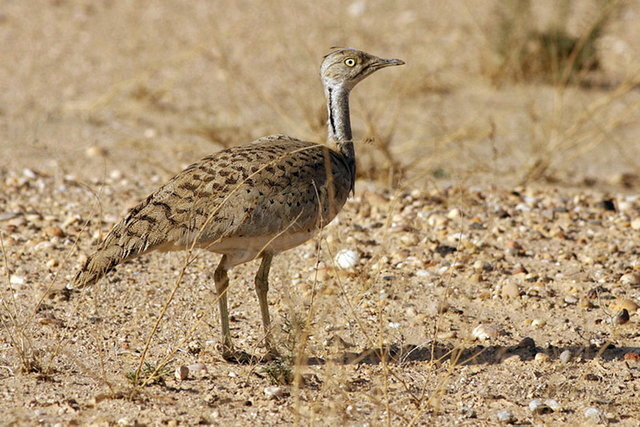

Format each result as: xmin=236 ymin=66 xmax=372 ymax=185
xmin=344 ymin=58 xmax=356 ymax=67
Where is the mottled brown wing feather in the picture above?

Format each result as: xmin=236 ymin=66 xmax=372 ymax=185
xmin=73 ymin=135 xmax=352 ymax=288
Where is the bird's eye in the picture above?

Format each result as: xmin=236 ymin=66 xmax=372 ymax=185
xmin=344 ymin=58 xmax=356 ymax=67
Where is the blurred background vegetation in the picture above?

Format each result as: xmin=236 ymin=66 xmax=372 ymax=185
xmin=1 ymin=0 xmax=639 ymax=190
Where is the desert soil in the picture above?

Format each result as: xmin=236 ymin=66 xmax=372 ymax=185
xmin=2 ymin=1 xmax=640 ymax=426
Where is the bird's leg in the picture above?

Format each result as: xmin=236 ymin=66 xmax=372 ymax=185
xmin=214 ymin=255 xmax=236 ymax=359
xmin=255 ymin=253 xmax=277 ymax=357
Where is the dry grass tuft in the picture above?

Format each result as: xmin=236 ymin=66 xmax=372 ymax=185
xmin=488 ymin=0 xmax=621 ymax=86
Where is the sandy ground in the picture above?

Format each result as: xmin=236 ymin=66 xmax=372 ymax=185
xmin=2 ymin=1 xmax=640 ymax=425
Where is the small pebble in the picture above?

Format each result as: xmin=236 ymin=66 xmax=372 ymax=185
xmin=9 ymin=275 xmax=25 ymax=285
xmin=86 ymin=146 xmax=108 ymax=158
xmin=44 ymin=225 xmax=65 ymax=238
xmin=501 ymin=281 xmax=520 ymax=299
xmin=584 ymin=407 xmax=605 ymax=422
xmin=0 ymin=212 xmax=21 ymax=221
xmin=109 ymin=169 xmax=123 ymax=180
xmin=459 ymin=407 xmax=476 ymax=418
xmin=564 ymin=296 xmax=578 ymax=305
xmin=545 ymin=399 xmax=561 ymax=412
xmin=472 ymin=324 xmax=503 ymax=341
xmin=529 ymin=399 xmax=551 ymax=414
xmin=623 ymin=352 xmax=640 ymax=361
xmin=22 ymin=168 xmax=37 ymax=179
xmin=620 ymin=272 xmax=640 ymax=286
xmin=33 ymin=241 xmax=54 ymax=251
xmin=175 ymin=365 xmax=189 ymax=381
xmin=264 ymin=385 xmax=288 ymax=399
xmin=534 ymin=352 xmax=550 ymax=363
xmin=531 ymin=319 xmax=546 ymax=328
xmin=631 ymin=218 xmax=640 ymax=230
xmin=187 ymin=363 xmax=208 ymax=374
xmin=495 ymin=410 xmax=516 ymax=423
xmin=400 ymin=233 xmax=420 ymax=246
xmin=559 ymin=350 xmax=573 ymax=363
xmin=502 ymin=355 xmax=521 ymax=364
xmin=610 ymin=298 xmax=639 ymax=313
xmin=335 ymin=249 xmax=359 ymax=270
xmin=437 ymin=331 xmax=457 ymax=340
xmin=63 ymin=215 xmax=81 ymax=227
xmin=447 ymin=208 xmax=461 ymax=219
xmin=473 ymin=260 xmax=493 ymax=272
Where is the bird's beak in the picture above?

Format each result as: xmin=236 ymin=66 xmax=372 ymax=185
xmin=375 ymin=57 xmax=405 ymax=69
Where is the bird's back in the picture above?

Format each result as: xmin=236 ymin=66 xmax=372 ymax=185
xmin=74 ymin=135 xmax=353 ymax=287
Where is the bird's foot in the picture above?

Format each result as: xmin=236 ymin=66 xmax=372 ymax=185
xmin=222 ymin=348 xmax=256 ymax=364
xmin=260 ymin=347 xmax=282 ymax=362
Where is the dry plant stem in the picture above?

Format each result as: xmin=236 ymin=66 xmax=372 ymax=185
xmin=407 ymin=346 xmax=470 ymax=425
xmin=139 ymin=309 xmax=207 ymax=388
xmin=359 ymin=92 xmax=403 ymax=187
xmin=326 ymin=189 xmax=407 ymax=356
xmin=290 ymin=188 xmax=330 ymax=423
xmin=65 ymin=47 xmax=204 ymax=113
xmin=558 ymin=0 xmax=620 ymax=85
xmin=523 ymin=68 xmax=640 ymax=183
xmin=401 ymin=125 xmax=493 ymax=176
xmin=1 ymin=231 xmax=37 ymax=373
xmin=206 ymin=36 xmax=309 ymax=139
xmin=0 ymin=231 xmax=10 ymax=282
xmin=132 ymin=251 xmax=195 ymax=387
xmin=376 ymin=296 xmax=392 ymax=427
xmin=292 ymin=241 xmax=323 ymax=423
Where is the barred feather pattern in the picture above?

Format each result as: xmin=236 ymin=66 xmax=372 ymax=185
xmin=73 ymin=135 xmax=352 ymax=288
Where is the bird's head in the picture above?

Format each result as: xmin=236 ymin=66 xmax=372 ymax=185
xmin=320 ymin=48 xmax=404 ymax=91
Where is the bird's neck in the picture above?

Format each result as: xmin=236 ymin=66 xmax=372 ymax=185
xmin=325 ymin=85 xmax=354 ymax=164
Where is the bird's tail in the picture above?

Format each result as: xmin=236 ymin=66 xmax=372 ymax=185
xmin=73 ymin=235 xmax=132 ymax=288
xmin=73 ymin=195 xmax=167 ymax=288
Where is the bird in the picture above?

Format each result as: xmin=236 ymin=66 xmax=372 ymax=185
xmin=73 ymin=48 xmax=404 ymax=362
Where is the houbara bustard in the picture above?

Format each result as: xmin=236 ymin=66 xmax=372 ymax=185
xmin=74 ymin=48 xmax=404 ymax=361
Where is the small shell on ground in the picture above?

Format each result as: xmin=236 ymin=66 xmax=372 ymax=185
xmin=613 ymin=309 xmax=630 ymax=325
xmin=335 ymin=249 xmax=359 ymax=270
xmin=472 ymin=324 xmax=504 ymax=341
xmin=175 ymin=365 xmax=189 ymax=381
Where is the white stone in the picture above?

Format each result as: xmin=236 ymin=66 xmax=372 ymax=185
xmin=9 ymin=275 xmax=25 ymax=285
xmin=335 ymin=249 xmax=359 ymax=270
xmin=264 ymin=385 xmax=288 ymax=399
